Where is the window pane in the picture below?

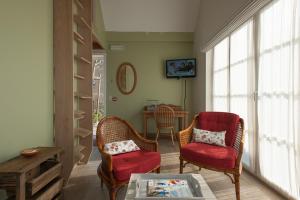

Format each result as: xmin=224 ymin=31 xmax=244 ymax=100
xmin=259 ymin=47 xmax=290 ymax=93
xmin=213 ymin=97 xmax=228 ymax=112
xmin=259 ymin=0 xmax=294 ymax=52
xmin=214 ymin=38 xmax=229 ymax=71
xmin=295 ymin=43 xmax=300 ymax=92
xmin=230 ymin=23 xmax=249 ymax=64
xmin=213 ymin=70 xmax=228 ymax=96
xmin=213 ymin=37 xmax=229 ymax=111
xmin=230 ymin=62 xmax=247 ymax=95
xmin=230 ymin=97 xmax=247 ymax=124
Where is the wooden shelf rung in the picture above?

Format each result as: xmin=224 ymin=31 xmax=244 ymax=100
xmin=73 ymin=31 xmax=84 ymax=41
xmin=75 ymin=152 xmax=85 ymax=164
xmin=79 ymin=153 xmax=85 ymax=161
xmin=74 ymin=110 xmax=85 ymax=115
xmin=74 ymin=55 xmax=91 ymax=65
xmin=74 ymin=110 xmax=85 ymax=119
xmin=74 ymin=128 xmax=92 ymax=138
xmin=78 ymin=152 xmax=85 ymax=162
xmin=74 ymin=74 xmax=85 ymax=80
xmin=74 ymin=37 xmax=85 ymax=45
xmin=75 ymin=144 xmax=86 ymax=152
xmin=73 ymin=31 xmax=86 ymax=45
xmin=74 ymin=144 xmax=86 ymax=163
xmin=80 ymin=17 xmax=92 ymax=30
xmin=74 ymin=15 xmax=91 ymax=30
xmin=74 ymin=0 xmax=84 ymax=9
xmin=74 ymin=92 xmax=92 ymax=99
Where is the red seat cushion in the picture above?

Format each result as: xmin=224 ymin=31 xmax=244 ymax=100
xmin=181 ymin=142 xmax=237 ymax=169
xmin=112 ymin=150 xmax=161 ymax=182
xmin=198 ymin=112 xmax=240 ymax=147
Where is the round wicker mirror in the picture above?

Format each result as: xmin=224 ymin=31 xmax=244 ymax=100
xmin=116 ymin=62 xmax=137 ymax=95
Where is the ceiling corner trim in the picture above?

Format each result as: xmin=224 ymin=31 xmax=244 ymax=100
xmin=201 ymin=0 xmax=272 ymax=52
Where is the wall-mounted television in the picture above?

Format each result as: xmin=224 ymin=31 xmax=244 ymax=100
xmin=166 ymin=58 xmax=196 ymax=78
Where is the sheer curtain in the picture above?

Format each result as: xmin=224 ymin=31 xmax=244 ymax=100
xmin=229 ymin=21 xmax=255 ymax=168
xmin=258 ymin=0 xmax=300 ymax=198
xmin=211 ymin=22 xmax=255 ymax=169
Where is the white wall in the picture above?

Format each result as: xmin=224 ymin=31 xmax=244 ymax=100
xmin=192 ymin=0 xmax=254 ymax=113
xmin=100 ymin=0 xmax=200 ymax=32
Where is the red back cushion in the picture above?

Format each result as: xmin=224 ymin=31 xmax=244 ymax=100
xmin=198 ymin=112 xmax=240 ymax=147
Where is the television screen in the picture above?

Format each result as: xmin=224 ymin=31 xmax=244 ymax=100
xmin=166 ymin=58 xmax=196 ymax=78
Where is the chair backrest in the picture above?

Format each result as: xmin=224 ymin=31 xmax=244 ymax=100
xmin=197 ymin=112 xmax=240 ymax=147
xmin=96 ymin=116 xmax=130 ymax=149
xmin=154 ymin=105 xmax=175 ymax=129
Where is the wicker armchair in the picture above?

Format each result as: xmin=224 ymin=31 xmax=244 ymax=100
xmin=154 ymin=105 xmax=176 ymax=145
xmin=178 ymin=112 xmax=244 ymax=200
xmin=96 ymin=116 xmax=161 ymax=200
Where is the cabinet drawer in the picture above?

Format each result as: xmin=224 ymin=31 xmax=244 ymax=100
xmin=31 ymin=178 xmax=63 ymax=200
xmin=27 ymin=162 xmax=62 ymax=195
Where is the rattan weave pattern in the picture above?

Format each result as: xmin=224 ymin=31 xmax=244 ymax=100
xmin=97 ymin=117 xmax=157 ymax=151
xmin=154 ymin=105 xmax=175 ymax=128
xmin=233 ymin=120 xmax=244 ymax=153
xmin=99 ymin=118 xmax=129 ymax=145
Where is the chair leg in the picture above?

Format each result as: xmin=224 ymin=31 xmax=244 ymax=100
xmin=170 ymin=128 xmax=175 ymax=145
xmin=156 ymin=167 xmax=160 ymax=173
xmin=234 ymin=174 xmax=240 ymax=200
xmin=100 ymin=177 xmax=103 ymax=188
xmin=155 ymin=128 xmax=160 ymax=141
xmin=109 ymin=187 xmax=116 ymax=200
xmin=179 ymin=158 xmax=183 ymax=174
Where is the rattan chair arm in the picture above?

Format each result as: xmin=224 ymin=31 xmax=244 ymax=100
xmin=99 ymin=149 xmax=113 ymax=172
xmin=135 ymin=133 xmax=158 ymax=151
xmin=122 ymin=118 xmax=158 ymax=152
xmin=177 ymin=115 xmax=197 ymax=148
xmin=133 ymin=134 xmax=158 ymax=151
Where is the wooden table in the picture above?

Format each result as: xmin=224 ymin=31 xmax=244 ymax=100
xmin=0 ymin=147 xmax=63 ymax=200
xmin=143 ymin=110 xmax=189 ymax=138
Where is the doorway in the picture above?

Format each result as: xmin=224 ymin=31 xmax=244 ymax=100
xmin=92 ymin=50 xmax=106 ymax=135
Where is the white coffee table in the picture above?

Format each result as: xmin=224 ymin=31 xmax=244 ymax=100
xmin=125 ymin=173 xmax=217 ymax=200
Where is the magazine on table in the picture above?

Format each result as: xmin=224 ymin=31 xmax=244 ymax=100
xmin=146 ymin=179 xmax=193 ymax=198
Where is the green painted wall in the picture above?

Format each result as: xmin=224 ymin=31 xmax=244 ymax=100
xmin=0 ymin=0 xmax=53 ymax=163
xmin=93 ymin=0 xmax=108 ymax=49
xmin=107 ymin=32 xmax=194 ymax=134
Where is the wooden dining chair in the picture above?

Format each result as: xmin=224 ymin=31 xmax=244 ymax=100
xmin=154 ymin=105 xmax=176 ymax=145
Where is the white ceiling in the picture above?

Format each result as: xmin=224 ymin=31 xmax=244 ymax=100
xmin=100 ymin=0 xmax=201 ymax=32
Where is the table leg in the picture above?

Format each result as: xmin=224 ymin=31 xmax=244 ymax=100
xmin=16 ymin=173 xmax=25 ymax=200
xmin=178 ymin=117 xmax=182 ymax=131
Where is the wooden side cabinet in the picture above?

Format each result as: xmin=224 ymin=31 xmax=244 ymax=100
xmin=0 ymin=147 xmax=63 ymax=200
